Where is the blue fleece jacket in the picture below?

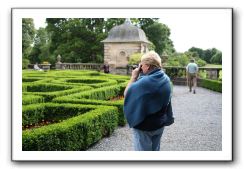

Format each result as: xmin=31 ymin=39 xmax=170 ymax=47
xmin=123 ymin=68 xmax=171 ymax=128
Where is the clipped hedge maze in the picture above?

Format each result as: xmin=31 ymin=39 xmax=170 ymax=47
xmin=22 ymin=70 xmax=129 ymax=151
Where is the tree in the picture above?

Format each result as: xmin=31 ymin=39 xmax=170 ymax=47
xmin=46 ymin=18 xmax=106 ymax=63
xmin=196 ymin=59 xmax=207 ymax=67
xmin=29 ymin=28 xmax=50 ymax=64
xmin=166 ymin=51 xmax=206 ymax=67
xmin=188 ymin=47 xmax=205 ymax=60
xmin=137 ymin=18 xmax=159 ymax=29
xmin=104 ymin=18 xmax=124 ymax=33
xmin=210 ymin=51 xmax=222 ymax=64
xmin=44 ymin=18 xmax=176 ymax=64
xmin=188 ymin=47 xmax=222 ymax=64
xmin=128 ymin=53 xmax=143 ymax=65
xmin=178 ymin=54 xmax=189 ymax=66
xmin=46 ymin=18 xmax=68 ymax=54
xmin=142 ymin=22 xmax=175 ymax=56
xmin=203 ymin=49 xmax=214 ymax=63
xmin=22 ymin=18 xmax=35 ymax=59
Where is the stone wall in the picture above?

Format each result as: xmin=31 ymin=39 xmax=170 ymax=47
xmin=104 ymin=42 xmax=142 ymax=69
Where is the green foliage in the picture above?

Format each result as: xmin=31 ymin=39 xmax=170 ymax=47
xmin=24 ymin=84 xmax=92 ymax=102
xmin=210 ymin=51 xmax=222 ymax=64
xmin=204 ymin=64 xmax=222 ymax=68
xmin=22 ymin=70 xmax=129 ymax=150
xmin=104 ymin=18 xmax=124 ymax=33
xmin=46 ymin=18 xmax=107 ymax=63
xmin=53 ymin=98 xmax=126 ymax=126
xmin=166 ymin=52 xmax=206 ymax=67
xmin=25 ymin=83 xmax=72 ymax=93
xmin=22 ymin=18 xmax=35 ymax=59
xmin=196 ymin=59 xmax=207 ymax=67
xmin=128 ymin=53 xmax=143 ymax=65
xmin=167 ymin=59 xmax=180 ymax=67
xmin=142 ymin=22 xmax=175 ymax=55
xmin=199 ymin=79 xmax=222 ymax=93
xmin=22 ymin=95 xmax=44 ymax=105
xmin=148 ymin=43 xmax=156 ymax=51
xmin=178 ymin=55 xmax=188 ymax=66
xmin=22 ymin=103 xmax=95 ymax=126
xmin=219 ymin=70 xmax=222 ymax=81
xmin=188 ymin=47 xmax=222 ymax=64
xmin=22 ymin=77 xmax=43 ymax=83
xmin=25 ymin=18 xmax=175 ymax=65
xmin=22 ymin=104 xmax=45 ymax=126
xmin=63 ymin=84 xmax=124 ymax=101
xmin=203 ymin=49 xmax=214 ymax=63
xmin=22 ymin=106 xmax=119 ymax=151
xmin=22 ymin=59 xmax=30 ymax=69
xmin=198 ymin=70 xmax=207 ymax=79
xmin=29 ymin=28 xmax=51 ymax=64
xmin=164 ymin=67 xmax=182 ymax=79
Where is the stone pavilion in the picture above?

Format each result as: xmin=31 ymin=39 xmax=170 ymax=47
xmin=101 ymin=19 xmax=151 ymax=74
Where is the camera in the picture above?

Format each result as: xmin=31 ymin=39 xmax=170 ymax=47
xmin=132 ymin=64 xmax=142 ymax=71
xmin=132 ymin=65 xmax=138 ymax=70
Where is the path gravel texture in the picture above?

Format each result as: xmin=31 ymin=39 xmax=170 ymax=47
xmin=88 ymin=85 xmax=222 ymax=151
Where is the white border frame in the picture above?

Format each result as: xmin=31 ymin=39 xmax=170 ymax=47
xmin=12 ymin=8 xmax=232 ymax=161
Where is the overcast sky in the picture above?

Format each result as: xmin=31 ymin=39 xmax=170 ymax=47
xmin=158 ymin=10 xmax=231 ymax=52
xmin=33 ymin=10 xmax=231 ymax=53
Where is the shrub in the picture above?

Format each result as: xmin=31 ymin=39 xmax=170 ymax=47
xmin=53 ymin=77 xmax=118 ymax=88
xmin=22 ymin=77 xmax=43 ymax=83
xmin=63 ymin=84 xmax=125 ymax=101
xmin=53 ymin=98 xmax=126 ymax=126
xmin=22 ymin=103 xmax=96 ymax=126
xmin=22 ymin=59 xmax=30 ymax=69
xmin=22 ymin=106 xmax=119 ymax=151
xmin=196 ymin=59 xmax=207 ymax=67
xmin=199 ymin=79 xmax=222 ymax=93
xmin=26 ymin=83 xmax=72 ymax=92
xmin=128 ymin=53 xmax=143 ymax=65
xmin=22 ymin=104 xmax=46 ymax=126
xmin=22 ymin=95 xmax=44 ymax=105
xmin=24 ymin=84 xmax=92 ymax=102
xmin=22 ymin=70 xmax=129 ymax=150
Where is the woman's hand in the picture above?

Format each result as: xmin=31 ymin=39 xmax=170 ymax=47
xmin=124 ymin=64 xmax=141 ymax=97
xmin=131 ymin=64 xmax=141 ymax=80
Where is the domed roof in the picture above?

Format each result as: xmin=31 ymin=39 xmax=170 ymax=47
xmin=101 ymin=19 xmax=150 ymax=43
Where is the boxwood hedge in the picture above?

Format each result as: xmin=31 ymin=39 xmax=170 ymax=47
xmin=22 ymin=105 xmax=119 ymax=151
xmin=199 ymin=79 xmax=222 ymax=93
xmin=22 ymin=70 xmax=128 ymax=150
xmin=22 ymin=95 xmax=44 ymax=105
xmin=53 ymin=98 xmax=126 ymax=126
xmin=22 ymin=103 xmax=94 ymax=126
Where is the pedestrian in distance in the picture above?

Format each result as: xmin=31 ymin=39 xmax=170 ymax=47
xmin=34 ymin=63 xmax=43 ymax=71
xmin=103 ymin=63 xmax=110 ymax=73
xmin=186 ymin=59 xmax=198 ymax=94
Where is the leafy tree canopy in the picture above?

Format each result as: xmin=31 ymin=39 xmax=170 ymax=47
xmin=24 ymin=18 xmax=176 ymax=65
xmin=188 ymin=47 xmax=222 ymax=64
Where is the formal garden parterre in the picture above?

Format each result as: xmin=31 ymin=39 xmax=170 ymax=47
xmin=22 ymin=69 xmax=222 ymax=151
xmin=22 ymin=70 xmax=129 ymax=151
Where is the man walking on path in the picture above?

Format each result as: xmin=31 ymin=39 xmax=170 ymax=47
xmin=186 ymin=59 xmax=198 ymax=94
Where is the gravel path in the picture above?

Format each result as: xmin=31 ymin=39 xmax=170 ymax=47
xmin=88 ymin=85 xmax=222 ymax=151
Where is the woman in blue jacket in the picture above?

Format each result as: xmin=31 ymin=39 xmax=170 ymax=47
xmin=124 ymin=51 xmax=174 ymax=151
